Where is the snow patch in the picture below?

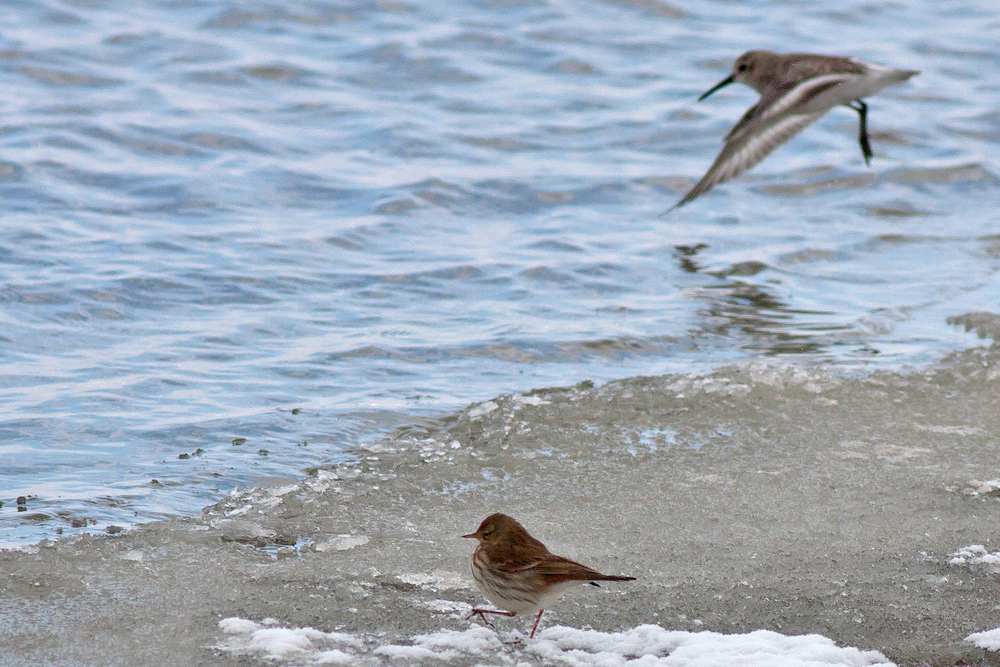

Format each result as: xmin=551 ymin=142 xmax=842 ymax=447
xmin=216 ymin=617 xmax=361 ymax=663
xmin=247 ymin=628 xmax=316 ymax=658
xmin=949 ymin=545 xmax=1000 ymax=570
xmin=215 ymin=619 xmax=894 ymax=667
xmin=374 ymin=625 xmax=892 ymax=666
xmin=967 ymin=627 xmax=1000 ymax=651
xmin=526 ymin=625 xmax=892 ymax=666
xmin=376 ymin=626 xmax=501 ymax=661
xmin=315 ymin=648 xmax=356 ymax=664
xmin=219 ymin=617 xmax=262 ymax=634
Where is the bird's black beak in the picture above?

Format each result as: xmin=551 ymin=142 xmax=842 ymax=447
xmin=461 ymin=533 xmax=477 ymax=539
xmin=698 ymin=74 xmax=734 ymax=101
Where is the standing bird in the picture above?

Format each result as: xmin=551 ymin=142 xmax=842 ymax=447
xmin=462 ymin=513 xmax=635 ymax=638
xmin=672 ymin=50 xmax=919 ymax=209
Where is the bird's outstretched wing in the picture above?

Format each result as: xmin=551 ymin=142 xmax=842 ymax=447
xmin=671 ymin=111 xmax=824 ymax=209
xmin=671 ymin=73 xmax=857 ymax=209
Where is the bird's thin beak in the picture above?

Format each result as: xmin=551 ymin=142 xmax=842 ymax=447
xmin=698 ymin=74 xmax=735 ymax=101
xmin=461 ymin=533 xmax=477 ymax=539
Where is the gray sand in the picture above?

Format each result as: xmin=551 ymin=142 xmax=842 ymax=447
xmin=3 ymin=345 xmax=1000 ymax=666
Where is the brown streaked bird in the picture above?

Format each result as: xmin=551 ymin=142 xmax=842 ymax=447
xmin=671 ymin=50 xmax=919 ymax=209
xmin=462 ymin=513 xmax=635 ymax=638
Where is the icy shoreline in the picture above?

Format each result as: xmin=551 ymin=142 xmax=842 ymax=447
xmin=3 ymin=347 xmax=1000 ymax=666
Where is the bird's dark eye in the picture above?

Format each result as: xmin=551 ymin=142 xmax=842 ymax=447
xmin=738 ymin=63 xmax=748 ymax=72
xmin=483 ymin=530 xmax=493 ymax=540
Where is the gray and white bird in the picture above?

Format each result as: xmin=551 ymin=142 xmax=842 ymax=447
xmin=672 ymin=50 xmax=918 ymax=209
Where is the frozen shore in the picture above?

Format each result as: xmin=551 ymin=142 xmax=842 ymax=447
xmin=3 ymin=345 xmax=1000 ymax=666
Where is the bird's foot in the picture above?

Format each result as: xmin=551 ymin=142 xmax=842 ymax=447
xmin=466 ymin=608 xmax=515 ymax=633
xmin=849 ymin=100 xmax=874 ymax=166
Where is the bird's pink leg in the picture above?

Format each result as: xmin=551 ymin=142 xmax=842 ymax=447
xmin=528 ymin=610 xmax=545 ymax=638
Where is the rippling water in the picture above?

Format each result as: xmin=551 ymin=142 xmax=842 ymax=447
xmin=1 ymin=0 xmax=998 ymax=545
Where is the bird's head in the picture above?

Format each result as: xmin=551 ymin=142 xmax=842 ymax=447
xmin=462 ymin=513 xmax=523 ymax=544
xmin=699 ymin=50 xmax=776 ymax=100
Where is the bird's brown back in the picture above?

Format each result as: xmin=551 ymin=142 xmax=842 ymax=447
xmin=476 ymin=514 xmax=553 ymax=568
xmin=475 ymin=514 xmax=636 ymax=585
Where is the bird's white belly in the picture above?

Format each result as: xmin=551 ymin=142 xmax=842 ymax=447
xmin=535 ymin=580 xmax=587 ymax=611
xmin=798 ymin=66 xmax=912 ymax=114
xmin=472 ymin=559 xmax=586 ymax=615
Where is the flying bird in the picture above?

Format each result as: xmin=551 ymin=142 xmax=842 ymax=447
xmin=672 ymin=50 xmax=918 ymax=209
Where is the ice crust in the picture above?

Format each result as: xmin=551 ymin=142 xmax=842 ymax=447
xmin=3 ymin=349 xmax=1000 ymax=665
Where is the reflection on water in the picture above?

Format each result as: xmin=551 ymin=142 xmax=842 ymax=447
xmin=1 ymin=0 xmax=999 ymax=545
xmin=672 ymin=243 xmax=843 ymax=355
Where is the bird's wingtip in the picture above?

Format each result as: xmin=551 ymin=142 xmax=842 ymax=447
xmin=661 ymin=196 xmax=692 ymax=216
